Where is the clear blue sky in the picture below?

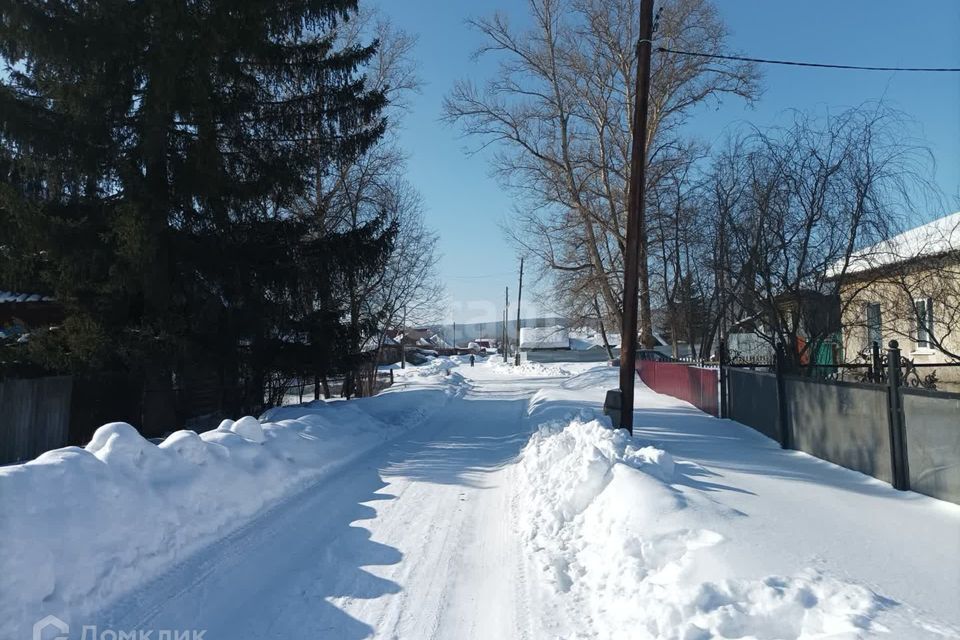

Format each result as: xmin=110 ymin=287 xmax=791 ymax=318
xmin=370 ymin=0 xmax=960 ymax=324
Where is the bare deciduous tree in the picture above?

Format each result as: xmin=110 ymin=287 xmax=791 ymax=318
xmin=444 ymin=0 xmax=758 ymax=343
xmin=707 ymin=106 xmax=937 ymax=368
xmin=301 ymin=8 xmax=445 ymax=396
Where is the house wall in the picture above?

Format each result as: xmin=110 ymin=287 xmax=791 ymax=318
xmin=840 ymin=261 xmax=960 ymax=385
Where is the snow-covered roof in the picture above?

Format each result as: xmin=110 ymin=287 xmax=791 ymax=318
xmin=428 ymin=334 xmax=451 ymax=349
xmin=829 ymin=211 xmax=960 ymax=277
xmin=361 ymin=333 xmax=400 ymax=352
xmin=519 ymin=326 xmax=569 ymax=349
xmin=568 ymin=330 xmax=621 ymax=351
xmin=0 ymin=291 xmax=55 ymax=304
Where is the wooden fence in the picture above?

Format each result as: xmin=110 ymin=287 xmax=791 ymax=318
xmin=0 ymin=376 xmax=73 ymax=464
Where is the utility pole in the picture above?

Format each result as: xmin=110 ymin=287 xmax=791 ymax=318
xmin=503 ymin=286 xmax=509 ymax=363
xmin=515 ymin=257 xmax=524 ymax=365
xmin=400 ymin=304 xmax=406 ymax=369
xmin=617 ymin=0 xmax=655 ymax=435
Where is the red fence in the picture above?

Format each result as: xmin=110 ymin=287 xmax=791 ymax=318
xmin=635 ymin=360 xmax=719 ymax=417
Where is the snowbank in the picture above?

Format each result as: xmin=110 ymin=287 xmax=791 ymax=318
xmin=515 ymin=415 xmax=888 ymax=639
xmin=483 ymin=358 xmax=576 ymax=378
xmin=394 ymin=355 xmax=460 ymax=379
xmin=0 ymin=371 xmax=462 ymax=638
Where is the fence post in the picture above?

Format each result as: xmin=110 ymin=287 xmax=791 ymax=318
xmin=774 ymin=342 xmax=792 ymax=449
xmin=886 ymin=340 xmax=910 ymax=491
xmin=871 ymin=341 xmax=882 ymax=383
xmin=718 ymin=339 xmax=727 ymax=419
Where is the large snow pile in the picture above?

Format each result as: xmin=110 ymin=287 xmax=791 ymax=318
xmin=393 ymin=356 xmax=467 ymax=387
xmin=484 ymin=358 xmax=574 ymax=377
xmin=0 ymin=374 xmax=460 ymax=638
xmin=514 ymin=416 xmax=888 ymax=639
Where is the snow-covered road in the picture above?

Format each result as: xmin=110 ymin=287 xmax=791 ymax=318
xmin=8 ymin=358 xmax=960 ymax=639
xmin=96 ymin=369 xmax=555 ymax=640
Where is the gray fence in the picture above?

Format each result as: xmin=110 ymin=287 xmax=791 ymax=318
xmin=784 ymin=378 xmax=893 ymax=485
xmin=0 ymin=376 xmax=73 ymax=464
xmin=902 ymin=388 xmax=960 ymax=504
xmin=724 ymin=356 xmax=960 ymax=505
xmin=727 ymin=368 xmax=780 ymax=442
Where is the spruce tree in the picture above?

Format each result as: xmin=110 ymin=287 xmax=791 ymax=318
xmin=0 ymin=1 xmax=389 ymax=433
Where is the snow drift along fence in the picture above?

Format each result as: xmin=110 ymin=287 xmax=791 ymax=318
xmin=635 ymin=360 xmax=719 ymax=417
xmin=0 ymin=376 xmax=72 ymax=464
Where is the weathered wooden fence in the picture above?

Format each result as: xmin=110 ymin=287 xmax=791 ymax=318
xmin=0 ymin=376 xmax=73 ymax=464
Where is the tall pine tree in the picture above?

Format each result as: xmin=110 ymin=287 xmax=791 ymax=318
xmin=0 ymin=1 xmax=389 ymax=434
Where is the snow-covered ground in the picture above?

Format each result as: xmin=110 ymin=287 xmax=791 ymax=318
xmin=3 ymin=357 xmax=958 ymax=639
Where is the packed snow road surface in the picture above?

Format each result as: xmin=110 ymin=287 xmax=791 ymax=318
xmin=5 ymin=356 xmax=959 ymax=639
xmin=99 ymin=370 xmax=544 ymax=640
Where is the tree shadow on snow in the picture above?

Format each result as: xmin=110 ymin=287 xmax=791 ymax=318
xmin=93 ymin=466 xmax=406 ymax=640
xmin=522 ymin=386 xmax=916 ymax=503
xmin=631 ymin=404 xmax=925 ymax=502
xmin=378 ymin=390 xmax=534 ymax=488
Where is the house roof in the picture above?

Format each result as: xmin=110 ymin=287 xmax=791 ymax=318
xmin=829 ymin=211 xmax=960 ymax=277
xmin=0 ymin=291 xmax=55 ymax=304
xmin=519 ymin=326 xmax=569 ymax=349
xmin=569 ymin=329 xmax=621 ymax=351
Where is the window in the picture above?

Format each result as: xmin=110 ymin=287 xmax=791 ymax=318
xmin=914 ymin=298 xmax=935 ymax=349
xmin=865 ymin=303 xmax=882 ymax=348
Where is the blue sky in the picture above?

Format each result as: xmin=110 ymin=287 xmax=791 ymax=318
xmin=370 ymin=0 xmax=960 ymax=324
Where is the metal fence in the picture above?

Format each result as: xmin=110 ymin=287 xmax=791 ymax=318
xmin=722 ymin=341 xmax=960 ymax=505
xmin=726 ymin=368 xmax=780 ymax=442
xmin=636 ymin=360 xmax=719 ymax=416
xmin=901 ymin=388 xmax=960 ymax=503
xmin=784 ymin=377 xmax=893 ymax=484
xmin=0 ymin=376 xmax=72 ymax=464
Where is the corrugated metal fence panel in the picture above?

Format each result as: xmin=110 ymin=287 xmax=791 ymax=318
xmin=727 ymin=368 xmax=780 ymax=442
xmin=34 ymin=376 xmax=72 ymax=455
xmin=785 ymin=377 xmax=892 ymax=484
xmin=695 ymin=368 xmax=719 ymax=417
xmin=637 ymin=360 xmax=719 ymax=417
xmin=902 ymin=389 xmax=960 ymax=504
xmin=0 ymin=376 xmax=72 ymax=464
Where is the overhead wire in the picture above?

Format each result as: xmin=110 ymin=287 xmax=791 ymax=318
xmin=656 ymin=47 xmax=960 ymax=72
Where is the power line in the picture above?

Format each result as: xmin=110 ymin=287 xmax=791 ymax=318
xmin=657 ymin=47 xmax=960 ymax=72
xmin=446 ymin=272 xmax=513 ymax=280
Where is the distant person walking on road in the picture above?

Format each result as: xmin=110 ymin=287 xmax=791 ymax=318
xmin=470 ymin=354 xmax=475 ymax=367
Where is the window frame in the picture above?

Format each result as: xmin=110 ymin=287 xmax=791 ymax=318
xmin=913 ymin=297 xmax=935 ymax=349
xmin=865 ymin=302 xmax=882 ymax=348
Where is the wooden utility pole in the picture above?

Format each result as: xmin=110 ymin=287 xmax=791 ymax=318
xmin=515 ymin=257 xmax=524 ymax=365
xmin=618 ymin=0 xmax=655 ymax=435
xmin=503 ymin=286 xmax=509 ymax=363
xmin=400 ymin=305 xmax=406 ymax=369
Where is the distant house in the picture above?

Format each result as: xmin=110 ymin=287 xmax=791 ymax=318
xmin=0 ymin=291 xmax=63 ymax=339
xmin=726 ymin=290 xmax=841 ymax=364
xmin=362 ymin=333 xmax=403 ymax=365
xmin=519 ymin=326 xmax=570 ymax=351
xmin=831 ymin=211 xmax=960 ymax=383
xmin=569 ymin=329 xmax=620 ymax=353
